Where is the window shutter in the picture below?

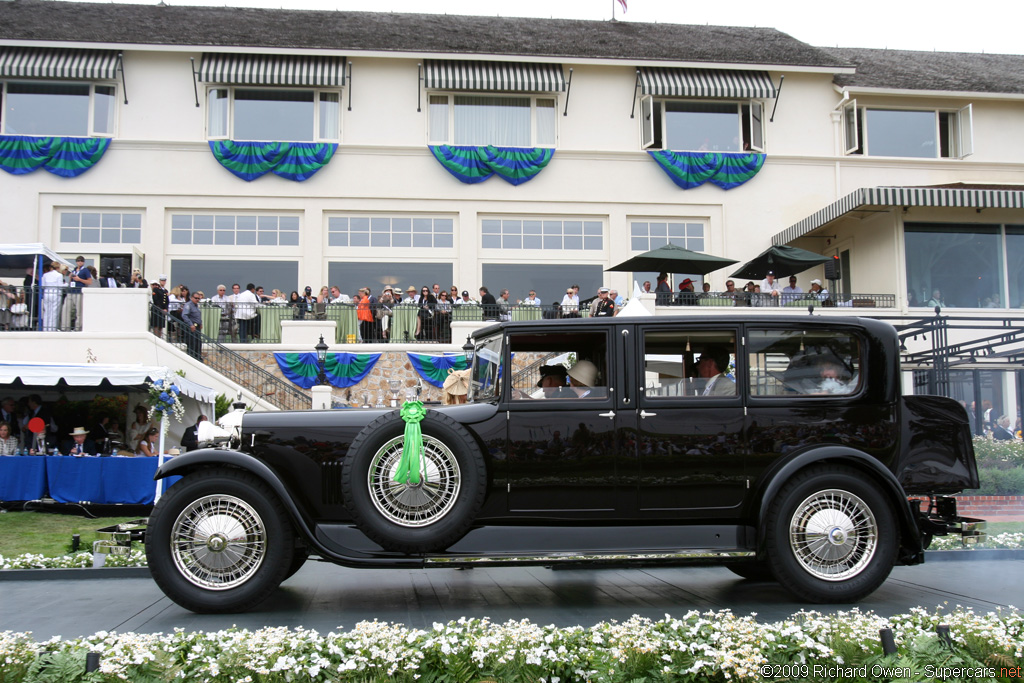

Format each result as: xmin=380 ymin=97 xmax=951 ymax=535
xmin=749 ymin=100 xmax=764 ymax=153
xmin=957 ymin=104 xmax=974 ymax=159
xmin=843 ymin=100 xmax=859 ymax=155
xmin=640 ymin=95 xmax=654 ymax=149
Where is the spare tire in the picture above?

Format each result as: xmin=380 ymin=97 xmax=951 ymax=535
xmin=341 ymin=409 xmax=487 ymax=553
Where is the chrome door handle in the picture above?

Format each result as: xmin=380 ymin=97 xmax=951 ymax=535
xmin=640 ymin=410 xmax=657 ymax=418
xmin=598 ymin=411 xmax=615 ymax=419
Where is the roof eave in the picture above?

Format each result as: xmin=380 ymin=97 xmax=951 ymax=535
xmin=834 ymin=84 xmax=1024 ymax=100
xmin=0 ymin=38 xmax=854 ymax=73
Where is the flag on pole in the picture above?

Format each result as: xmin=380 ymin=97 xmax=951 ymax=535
xmin=617 ymin=0 xmax=628 ymax=11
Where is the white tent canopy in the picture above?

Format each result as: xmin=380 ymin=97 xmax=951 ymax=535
xmin=0 ymin=361 xmax=216 ymax=402
xmin=0 ymin=243 xmax=73 ymax=269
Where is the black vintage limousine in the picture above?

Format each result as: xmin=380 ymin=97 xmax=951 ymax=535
xmin=147 ymin=315 xmax=984 ymax=613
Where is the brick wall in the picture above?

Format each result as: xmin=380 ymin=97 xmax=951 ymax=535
xmin=953 ymin=495 xmax=1024 ymax=519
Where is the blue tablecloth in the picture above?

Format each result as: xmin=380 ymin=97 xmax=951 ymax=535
xmin=44 ymin=456 xmax=179 ymax=505
xmin=0 ymin=455 xmax=47 ymax=501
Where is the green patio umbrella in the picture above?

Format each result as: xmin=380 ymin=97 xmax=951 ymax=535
xmin=606 ymin=243 xmax=737 ymax=276
xmin=730 ymin=245 xmax=831 ymax=280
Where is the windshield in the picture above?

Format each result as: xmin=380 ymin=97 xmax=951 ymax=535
xmin=470 ymin=333 xmax=504 ymax=402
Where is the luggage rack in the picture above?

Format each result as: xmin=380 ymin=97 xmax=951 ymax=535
xmin=93 ymin=518 xmax=148 ymax=557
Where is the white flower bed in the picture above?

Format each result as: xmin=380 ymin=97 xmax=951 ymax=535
xmin=0 ymin=607 xmax=1021 ymax=682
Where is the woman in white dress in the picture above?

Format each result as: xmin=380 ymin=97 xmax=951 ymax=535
xmin=40 ymin=261 xmax=66 ymax=331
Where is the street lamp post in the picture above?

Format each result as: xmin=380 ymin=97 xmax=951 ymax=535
xmin=315 ymin=334 xmax=329 ymax=386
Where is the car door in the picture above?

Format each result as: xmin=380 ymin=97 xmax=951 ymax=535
xmin=504 ymin=326 xmax=627 ymax=517
xmin=635 ymin=324 xmax=747 ymax=519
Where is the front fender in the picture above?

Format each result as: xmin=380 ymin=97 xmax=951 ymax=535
xmin=752 ymin=446 xmax=922 ymax=562
xmin=157 ymin=448 xmax=315 ymax=531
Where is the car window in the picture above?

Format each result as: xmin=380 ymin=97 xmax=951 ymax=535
xmin=471 ymin=334 xmax=504 ymax=401
xmin=508 ymin=331 xmax=609 ymax=400
xmin=643 ymin=330 xmax=737 ymax=398
xmin=747 ymin=329 xmax=862 ymax=397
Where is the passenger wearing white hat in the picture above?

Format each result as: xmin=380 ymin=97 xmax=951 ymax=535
xmin=62 ymin=426 xmax=97 ymax=456
xmin=567 ymin=360 xmax=599 ymax=398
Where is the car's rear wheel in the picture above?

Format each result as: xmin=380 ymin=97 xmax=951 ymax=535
xmin=146 ymin=468 xmax=294 ymax=613
xmin=765 ymin=464 xmax=898 ymax=603
xmin=342 ymin=410 xmax=487 ymax=553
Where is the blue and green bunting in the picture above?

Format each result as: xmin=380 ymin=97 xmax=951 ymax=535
xmin=429 ymin=145 xmax=554 ymax=185
xmin=0 ymin=136 xmax=110 ymax=178
xmin=274 ymin=352 xmax=381 ymax=389
xmin=406 ymin=352 xmax=468 ymax=388
xmin=209 ymin=141 xmax=337 ymax=182
xmin=648 ymin=151 xmax=765 ymax=190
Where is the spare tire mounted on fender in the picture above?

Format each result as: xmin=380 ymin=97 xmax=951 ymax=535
xmin=341 ymin=409 xmax=487 ymax=553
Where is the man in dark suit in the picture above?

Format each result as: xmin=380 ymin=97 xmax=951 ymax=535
xmin=479 ymin=286 xmax=498 ymax=320
xmin=180 ymin=415 xmax=208 ymax=452
xmin=62 ymin=426 xmax=98 ymax=455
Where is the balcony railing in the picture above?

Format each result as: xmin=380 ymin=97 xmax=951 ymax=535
xmin=0 ymin=286 xmax=83 ymax=332
xmin=660 ymin=292 xmax=897 ymax=308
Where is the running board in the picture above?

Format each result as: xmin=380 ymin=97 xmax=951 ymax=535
xmin=313 ymin=523 xmax=756 ymax=567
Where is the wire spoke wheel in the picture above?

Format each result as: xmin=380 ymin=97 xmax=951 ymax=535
xmin=170 ymin=494 xmax=267 ymax=590
xmin=788 ymin=488 xmax=877 ymax=581
xmin=367 ymin=435 xmax=462 ymax=527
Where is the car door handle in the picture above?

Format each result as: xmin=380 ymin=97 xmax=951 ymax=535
xmin=640 ymin=410 xmax=657 ymax=418
xmin=598 ymin=411 xmax=615 ymax=419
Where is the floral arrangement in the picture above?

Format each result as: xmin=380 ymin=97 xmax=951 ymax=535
xmin=146 ymin=378 xmax=184 ymax=430
xmin=0 ymin=607 xmax=1021 ymax=682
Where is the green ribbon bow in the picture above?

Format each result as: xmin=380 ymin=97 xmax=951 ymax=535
xmin=393 ymin=401 xmax=427 ymax=485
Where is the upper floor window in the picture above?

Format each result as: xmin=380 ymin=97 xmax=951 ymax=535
xmin=843 ymin=101 xmax=973 ymax=158
xmin=630 ymin=220 xmax=705 ymax=252
xmin=171 ymin=213 xmax=300 ymax=247
xmin=60 ymin=211 xmax=141 ymax=245
xmin=0 ymin=48 xmax=120 ymax=137
xmin=481 ymin=217 xmax=602 ymax=250
xmin=429 ymin=94 xmax=556 ymax=147
xmin=198 ymin=53 xmax=344 ymax=142
xmin=423 ymin=60 xmax=566 ymax=148
xmin=637 ymin=68 xmax=775 ymax=153
xmin=327 ymin=215 xmax=454 ymax=249
xmin=207 ymin=87 xmax=339 ymax=142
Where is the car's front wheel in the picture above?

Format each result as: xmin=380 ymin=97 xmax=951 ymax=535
xmin=765 ymin=464 xmax=898 ymax=603
xmin=146 ymin=468 xmax=294 ymax=613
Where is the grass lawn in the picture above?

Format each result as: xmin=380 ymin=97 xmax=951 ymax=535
xmin=0 ymin=511 xmax=143 ymax=558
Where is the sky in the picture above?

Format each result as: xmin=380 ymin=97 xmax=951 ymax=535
xmin=62 ymin=0 xmax=1021 ymax=55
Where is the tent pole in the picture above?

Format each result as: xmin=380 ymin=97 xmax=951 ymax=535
xmin=155 ymin=412 xmax=167 ymax=503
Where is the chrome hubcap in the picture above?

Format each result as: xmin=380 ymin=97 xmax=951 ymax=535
xmin=789 ymin=489 xmax=877 ymax=581
xmin=170 ymin=495 xmax=267 ymax=590
xmin=368 ymin=435 xmax=461 ymax=528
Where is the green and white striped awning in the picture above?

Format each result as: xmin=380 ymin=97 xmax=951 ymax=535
xmin=0 ymin=48 xmax=119 ymax=80
xmin=198 ymin=53 xmax=345 ymax=87
xmin=424 ymin=60 xmax=566 ymax=92
xmin=638 ymin=67 xmax=776 ymax=99
xmin=774 ymin=185 xmax=1024 ymax=245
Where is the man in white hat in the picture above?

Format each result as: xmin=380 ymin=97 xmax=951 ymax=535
xmin=809 ymin=278 xmax=829 ymax=303
xmin=62 ymin=426 xmax=97 ymax=456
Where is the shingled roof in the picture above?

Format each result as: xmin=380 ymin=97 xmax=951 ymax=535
xmin=827 ymin=47 xmax=1024 ymax=95
xmin=0 ymin=0 xmax=851 ymax=69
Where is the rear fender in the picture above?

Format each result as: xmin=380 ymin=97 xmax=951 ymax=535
xmin=752 ymin=446 xmax=923 ymax=563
